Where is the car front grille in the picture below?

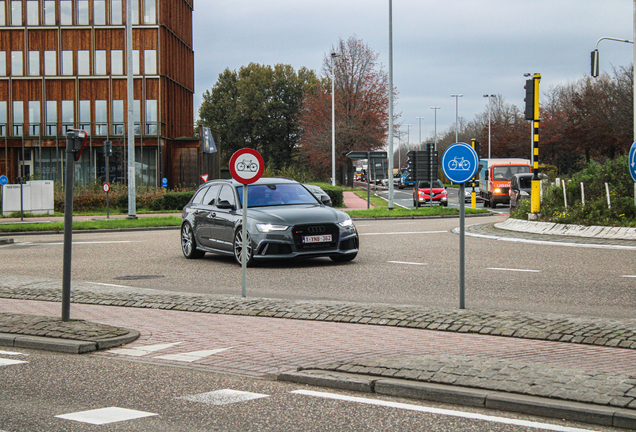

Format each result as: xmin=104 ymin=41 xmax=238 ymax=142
xmin=293 ymin=223 xmax=339 ymax=251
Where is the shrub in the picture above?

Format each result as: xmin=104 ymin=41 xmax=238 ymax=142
xmin=308 ymin=183 xmax=344 ymax=208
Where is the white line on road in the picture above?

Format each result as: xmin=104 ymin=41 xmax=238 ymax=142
xmin=43 ymin=241 xmax=135 ymax=245
xmin=291 ymin=390 xmax=595 ymax=432
xmin=622 ymin=275 xmax=636 ymax=278
xmin=388 ymin=261 xmax=427 ymax=266
xmin=488 ymin=267 xmax=541 ymax=273
xmin=361 ymin=231 xmax=447 ymax=236
xmin=154 ymin=348 xmax=231 ymax=362
xmin=88 ymin=282 xmax=136 ymax=289
xmin=0 ymin=350 xmax=27 ymax=356
xmin=107 ymin=342 xmax=182 ymax=357
xmin=459 ymin=229 xmax=636 ymax=250
xmin=56 ymin=407 xmax=157 ymax=425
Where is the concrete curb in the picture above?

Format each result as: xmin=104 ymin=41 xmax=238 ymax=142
xmin=497 ymin=218 xmax=636 ymax=241
xmin=278 ymin=370 xmax=636 ymax=429
xmin=0 ymin=329 xmax=140 ymax=354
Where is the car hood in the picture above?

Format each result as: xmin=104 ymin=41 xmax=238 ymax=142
xmin=417 ymin=188 xmax=446 ymax=193
xmin=247 ymin=204 xmax=347 ymax=225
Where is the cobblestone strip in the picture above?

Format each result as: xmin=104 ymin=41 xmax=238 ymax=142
xmin=303 ymin=355 xmax=636 ymax=409
xmin=1 ymin=278 xmax=636 ymax=350
xmin=0 ymin=312 xmax=131 ymax=341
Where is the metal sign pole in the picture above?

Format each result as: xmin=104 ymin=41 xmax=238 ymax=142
xmin=367 ymin=152 xmax=370 ymax=209
xmin=459 ymin=182 xmax=466 ymax=309
xmin=242 ymin=184 xmax=248 ymax=297
xmin=61 ymin=146 xmax=75 ymax=321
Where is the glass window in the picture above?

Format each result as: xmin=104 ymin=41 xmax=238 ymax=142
xmin=191 ymin=187 xmax=209 ymax=205
xmin=61 ymin=50 xmax=73 ymax=75
xmin=145 ymin=99 xmax=157 ymax=134
xmin=202 ymin=184 xmax=221 ymax=206
xmin=131 ymin=0 xmax=138 ymax=24
xmin=28 ymin=51 xmax=39 ymax=76
xmin=144 ymin=0 xmax=156 ymax=24
xmin=0 ymin=1 xmax=5 ymax=26
xmin=94 ymin=0 xmax=105 ymax=25
xmin=79 ymin=100 xmax=90 ymax=134
xmin=112 ymin=99 xmax=124 ymax=134
xmin=11 ymin=51 xmax=23 ymax=76
xmin=11 ymin=1 xmax=21 ymax=25
xmin=77 ymin=0 xmax=88 ymax=25
xmin=0 ymin=51 xmax=5 ymax=76
xmin=44 ymin=51 xmax=56 ymax=75
xmin=95 ymin=50 xmax=106 ymax=75
xmin=133 ymin=49 xmax=139 ymax=75
xmin=60 ymin=0 xmax=72 ymax=25
xmin=111 ymin=50 xmax=122 ymax=75
xmin=111 ymin=0 xmax=121 ymax=24
xmin=27 ymin=0 xmax=38 ymax=25
xmin=0 ymin=101 xmax=7 ymax=136
xmin=95 ymin=100 xmax=107 ymax=135
xmin=144 ymin=49 xmax=156 ymax=75
xmin=133 ymin=99 xmax=140 ymax=134
xmin=62 ymin=100 xmax=73 ymax=131
xmin=46 ymin=101 xmax=57 ymax=135
xmin=218 ymin=185 xmax=236 ymax=207
xmin=44 ymin=0 xmax=55 ymax=25
xmin=12 ymin=101 xmax=23 ymax=136
xmin=77 ymin=50 xmax=89 ymax=75
xmin=28 ymin=101 xmax=40 ymax=136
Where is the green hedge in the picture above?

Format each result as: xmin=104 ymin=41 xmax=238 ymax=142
xmin=308 ymin=183 xmax=344 ymax=207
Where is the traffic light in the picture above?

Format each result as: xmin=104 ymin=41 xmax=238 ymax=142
xmin=103 ymin=140 xmax=113 ymax=157
xmin=471 ymin=139 xmax=481 ymax=158
xmin=524 ymin=78 xmax=535 ymax=120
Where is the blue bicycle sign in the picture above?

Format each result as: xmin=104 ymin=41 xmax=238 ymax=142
xmin=442 ymin=143 xmax=479 ymax=184
xmin=629 ymin=141 xmax=636 ymax=183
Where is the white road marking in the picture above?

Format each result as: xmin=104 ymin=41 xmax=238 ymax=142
xmin=361 ymin=231 xmax=446 ymax=236
xmin=107 ymin=342 xmax=182 ymax=357
xmin=388 ymin=261 xmax=427 ymax=266
xmin=0 ymin=350 xmax=27 ymax=356
xmin=177 ymin=389 xmax=269 ymax=405
xmin=43 ymin=241 xmax=135 ymax=245
xmin=622 ymin=275 xmax=636 ymax=278
xmin=291 ymin=390 xmax=595 ymax=432
xmin=488 ymin=267 xmax=541 ymax=273
xmin=154 ymin=348 xmax=231 ymax=362
xmin=0 ymin=359 xmax=28 ymax=366
xmin=55 ymin=407 xmax=157 ymax=425
xmin=88 ymin=282 xmax=135 ymax=289
xmin=461 ymin=229 xmax=636 ymax=250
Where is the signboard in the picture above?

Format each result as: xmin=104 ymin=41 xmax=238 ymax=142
xmin=229 ymin=148 xmax=264 ymax=185
xmin=162 ymin=177 xmax=168 ymax=188
xmin=629 ymin=141 xmax=636 ymax=182
xmin=346 ymin=151 xmax=388 ymax=160
xmin=442 ymin=142 xmax=479 ymax=184
xmin=102 ymin=182 xmax=111 ymax=193
xmin=201 ymin=174 xmax=209 ymax=182
xmin=0 ymin=175 xmax=7 ymax=186
xmin=201 ymin=127 xmax=217 ymax=153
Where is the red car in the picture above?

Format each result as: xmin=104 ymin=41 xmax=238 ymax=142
xmin=413 ymin=180 xmax=448 ymax=207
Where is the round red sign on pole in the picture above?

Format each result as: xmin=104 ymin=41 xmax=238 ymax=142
xmin=102 ymin=182 xmax=111 ymax=193
xmin=229 ymin=149 xmax=264 ymax=184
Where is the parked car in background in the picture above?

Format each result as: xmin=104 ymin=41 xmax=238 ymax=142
xmin=510 ymin=173 xmax=547 ymax=210
xmin=181 ymin=178 xmax=358 ymax=266
xmin=304 ymin=184 xmax=332 ymax=207
xmin=413 ymin=180 xmax=448 ymax=207
xmin=464 ymin=186 xmax=483 ymax=203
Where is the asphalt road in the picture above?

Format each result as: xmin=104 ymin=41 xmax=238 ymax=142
xmin=0 ymin=348 xmax=616 ymax=432
xmin=1 ymin=216 xmax=634 ymax=319
xmin=376 ymin=186 xmax=497 ymax=211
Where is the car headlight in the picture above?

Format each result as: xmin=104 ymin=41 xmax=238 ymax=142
xmin=494 ymin=188 xmax=502 ymax=193
xmin=338 ymin=218 xmax=353 ymax=228
xmin=255 ymin=223 xmax=289 ymax=233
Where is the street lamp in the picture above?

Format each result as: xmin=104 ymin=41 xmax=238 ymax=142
xmin=405 ymin=124 xmax=412 ymax=153
xmin=430 ymin=107 xmax=440 ymax=150
xmin=416 ymin=117 xmax=424 ymax=150
xmin=451 ymin=94 xmax=463 ymax=142
xmin=331 ymin=51 xmax=340 ymax=186
xmin=482 ymin=95 xmax=496 ymax=158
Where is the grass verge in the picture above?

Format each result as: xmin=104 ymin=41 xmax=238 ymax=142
xmin=0 ymin=216 xmax=181 ymax=233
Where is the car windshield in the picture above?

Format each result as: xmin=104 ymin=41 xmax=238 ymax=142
xmin=493 ymin=165 xmax=530 ymax=181
xmin=518 ymin=176 xmax=533 ymax=189
xmin=237 ymin=183 xmax=319 ymax=208
xmin=418 ymin=180 xmax=444 ymax=189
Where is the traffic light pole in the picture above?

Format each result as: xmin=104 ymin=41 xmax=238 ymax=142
xmin=530 ymin=74 xmax=541 ymax=215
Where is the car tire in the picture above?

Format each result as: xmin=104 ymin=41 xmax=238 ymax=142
xmin=491 ymin=198 xmax=497 ymax=208
xmin=330 ymin=253 xmax=357 ymax=263
xmin=443 ymin=202 xmax=448 ymax=207
xmin=234 ymin=228 xmax=255 ymax=267
xmin=181 ymin=223 xmax=205 ymax=259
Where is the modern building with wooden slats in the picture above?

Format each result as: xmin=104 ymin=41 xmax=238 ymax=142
xmin=0 ymin=0 xmax=218 ymax=188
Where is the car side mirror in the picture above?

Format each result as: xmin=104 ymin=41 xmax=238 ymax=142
xmin=217 ymin=200 xmax=235 ymax=210
xmin=485 ymin=171 xmax=489 ymax=180
xmin=320 ymin=196 xmax=332 ymax=206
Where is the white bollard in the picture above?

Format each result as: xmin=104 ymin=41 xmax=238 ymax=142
xmin=605 ymin=182 xmax=611 ymax=209
xmin=562 ymin=180 xmax=568 ymax=208
xmin=581 ymin=182 xmax=585 ymax=206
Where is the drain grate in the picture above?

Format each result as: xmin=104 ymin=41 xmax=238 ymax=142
xmin=114 ymin=275 xmax=165 ymax=281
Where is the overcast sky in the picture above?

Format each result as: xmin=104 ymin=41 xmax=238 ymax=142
xmin=192 ymin=0 xmax=634 ymax=147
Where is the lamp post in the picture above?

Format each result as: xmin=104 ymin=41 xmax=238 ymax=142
xmin=388 ymin=0 xmax=394 ymax=209
xmin=451 ymin=94 xmax=463 ymax=142
xmin=331 ymin=51 xmax=340 ymax=187
xmin=416 ymin=117 xmax=424 ymax=150
xmin=482 ymin=95 xmax=496 ymax=158
xmin=405 ymin=124 xmax=412 ymax=152
xmin=430 ymin=107 xmax=440 ymax=150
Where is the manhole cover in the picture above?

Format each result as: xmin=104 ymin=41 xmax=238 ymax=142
xmin=114 ymin=275 xmax=165 ymax=281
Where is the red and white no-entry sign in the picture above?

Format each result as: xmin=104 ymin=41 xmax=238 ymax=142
xmin=229 ymin=149 xmax=264 ymax=184
xmin=102 ymin=182 xmax=111 ymax=193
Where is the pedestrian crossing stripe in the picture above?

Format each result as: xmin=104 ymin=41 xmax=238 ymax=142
xmin=107 ymin=342 xmax=182 ymax=357
xmin=0 ymin=358 xmax=27 ymax=366
xmin=177 ymin=390 xmax=269 ymax=406
xmin=154 ymin=348 xmax=231 ymax=362
xmin=55 ymin=407 xmax=157 ymax=425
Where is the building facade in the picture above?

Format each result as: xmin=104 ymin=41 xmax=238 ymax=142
xmin=0 ymin=0 xmax=216 ymax=188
